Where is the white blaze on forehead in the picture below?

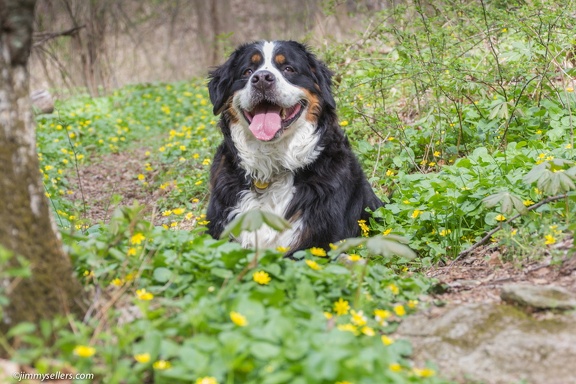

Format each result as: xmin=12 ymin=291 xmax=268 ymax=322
xmin=261 ymin=41 xmax=277 ymax=71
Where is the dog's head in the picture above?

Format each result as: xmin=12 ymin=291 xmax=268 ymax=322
xmin=208 ymin=40 xmax=335 ymax=142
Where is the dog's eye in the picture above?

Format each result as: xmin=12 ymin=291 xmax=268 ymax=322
xmin=283 ymin=66 xmax=295 ymax=73
xmin=243 ymin=68 xmax=253 ymax=77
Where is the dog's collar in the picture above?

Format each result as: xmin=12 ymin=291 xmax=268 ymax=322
xmin=253 ymin=179 xmax=270 ymax=193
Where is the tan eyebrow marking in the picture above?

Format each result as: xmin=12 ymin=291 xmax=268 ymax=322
xmin=275 ymin=54 xmax=286 ymax=65
xmin=251 ymin=53 xmax=262 ymax=63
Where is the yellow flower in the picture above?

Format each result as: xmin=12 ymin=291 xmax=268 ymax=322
xmin=337 ymin=323 xmax=359 ymax=335
xmin=276 ymin=246 xmax=290 ymax=253
xmin=137 ymin=174 xmax=145 ymax=181
xmin=433 ymin=151 xmax=441 ymax=157
xmin=544 ymin=234 xmax=556 ymax=245
xmin=127 ymin=247 xmax=137 ymax=256
xmin=195 ymin=377 xmax=218 ymax=384
xmin=111 ymin=278 xmax=123 ymax=287
xmin=134 ymin=353 xmax=151 ymax=363
xmin=523 ymin=200 xmax=534 ymax=206
xmin=180 ymin=145 xmax=186 ymax=151
xmin=428 ymin=162 xmax=436 ymax=167
xmin=172 ymin=208 xmax=185 ymax=215
xmin=407 ymin=300 xmax=419 ymax=309
xmin=382 ymin=228 xmax=392 ymax=235
xmin=413 ymin=367 xmax=436 ymax=377
xmin=333 ymin=298 xmax=350 ymax=316
xmin=310 ymin=247 xmax=327 ymax=257
xmin=393 ymin=304 xmax=406 ymax=317
xmin=136 ymin=288 xmax=154 ymax=301
xmin=73 ymin=345 xmax=96 ymax=358
xmin=389 ymin=363 xmax=402 ymax=372
xmin=411 ymin=210 xmax=422 ymax=219
xmin=350 ymin=310 xmax=367 ymax=326
xmin=381 ymin=335 xmax=395 ymax=346
xmin=495 ymin=214 xmax=506 ymax=222
xmin=374 ymin=309 xmax=391 ymax=322
xmin=195 ymin=180 xmax=203 ymax=186
xmin=323 ymin=312 xmax=333 ymax=319
xmin=358 ymin=219 xmax=370 ymax=237
xmin=439 ymin=229 xmax=452 ymax=236
xmin=361 ymin=326 xmax=375 ymax=336
xmin=385 ymin=169 xmax=395 ymax=177
xmin=305 ymin=259 xmax=321 ymax=271
xmin=252 ymin=271 xmax=271 ymax=285
xmin=230 ymin=311 xmax=248 ymax=327
xmin=340 ymin=120 xmax=349 ymax=127
xmin=348 ymin=254 xmax=362 ymax=262
xmin=130 ymin=233 xmax=146 ymax=245
xmin=153 ymin=360 xmax=172 ymax=370
xmin=388 ymin=284 xmax=399 ymax=295
xmin=566 ymin=87 xmax=574 ymax=93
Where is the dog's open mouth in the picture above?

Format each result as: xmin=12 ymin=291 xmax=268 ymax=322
xmin=242 ymin=101 xmax=305 ymax=141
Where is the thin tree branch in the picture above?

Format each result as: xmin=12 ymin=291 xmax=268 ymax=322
xmin=32 ymin=25 xmax=85 ymax=47
xmin=453 ymin=193 xmax=570 ymax=264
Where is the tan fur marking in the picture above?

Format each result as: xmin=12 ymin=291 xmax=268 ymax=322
xmin=275 ymin=54 xmax=286 ymax=65
xmin=226 ymin=95 xmax=240 ymax=124
xmin=303 ymin=89 xmax=321 ymax=123
xmin=251 ymin=53 xmax=262 ymax=63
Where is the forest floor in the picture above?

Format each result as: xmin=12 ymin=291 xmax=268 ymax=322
xmin=72 ymin=145 xmax=576 ymax=308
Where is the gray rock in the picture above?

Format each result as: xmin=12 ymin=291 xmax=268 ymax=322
xmin=500 ymin=283 xmax=576 ymax=310
xmin=397 ymin=303 xmax=576 ymax=384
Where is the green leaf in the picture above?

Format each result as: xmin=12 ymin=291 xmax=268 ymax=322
xmin=482 ymin=191 xmax=527 ymax=215
xmin=210 ymin=268 xmax=233 ymax=279
xmin=153 ymin=267 xmax=172 ymax=283
xmin=365 ymin=236 xmax=417 ymax=259
xmin=220 ymin=209 xmax=291 ymax=239
xmin=332 ymin=235 xmax=415 ymax=259
xmin=250 ymin=341 xmax=281 ymax=360
xmin=7 ymin=322 xmax=36 ymax=338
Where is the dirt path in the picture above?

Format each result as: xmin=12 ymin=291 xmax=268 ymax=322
xmin=69 ymin=146 xmax=160 ymax=224
xmin=425 ymin=237 xmax=576 ymax=306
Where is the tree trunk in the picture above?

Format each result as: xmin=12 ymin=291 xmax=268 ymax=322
xmin=0 ymin=0 xmax=85 ymax=335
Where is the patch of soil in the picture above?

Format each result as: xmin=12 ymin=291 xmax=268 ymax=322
xmin=69 ymin=147 xmax=161 ymax=224
xmin=426 ymin=237 xmax=576 ymax=305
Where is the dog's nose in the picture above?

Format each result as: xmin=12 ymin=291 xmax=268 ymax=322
xmin=251 ymin=70 xmax=275 ymax=90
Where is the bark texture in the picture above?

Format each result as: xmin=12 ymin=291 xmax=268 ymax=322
xmin=0 ymin=0 xmax=84 ymax=332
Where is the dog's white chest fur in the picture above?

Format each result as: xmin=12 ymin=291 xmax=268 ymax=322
xmin=228 ymin=119 xmax=321 ymax=250
xmin=230 ymin=173 xmax=302 ymax=249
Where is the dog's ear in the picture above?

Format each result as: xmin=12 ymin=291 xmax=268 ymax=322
xmin=208 ymin=53 xmax=237 ymax=116
xmin=308 ymin=54 xmax=336 ymax=110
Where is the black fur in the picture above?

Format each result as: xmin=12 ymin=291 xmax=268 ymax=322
xmin=206 ymin=40 xmax=383 ymax=256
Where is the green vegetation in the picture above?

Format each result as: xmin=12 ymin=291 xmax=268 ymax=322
xmin=2 ymin=1 xmax=575 ymax=383
xmin=329 ymin=0 xmax=576 ymax=263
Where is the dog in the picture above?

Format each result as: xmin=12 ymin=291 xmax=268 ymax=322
xmin=206 ymin=40 xmax=383 ymax=257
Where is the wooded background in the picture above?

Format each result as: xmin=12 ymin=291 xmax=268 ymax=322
xmin=30 ymin=0 xmax=392 ymax=95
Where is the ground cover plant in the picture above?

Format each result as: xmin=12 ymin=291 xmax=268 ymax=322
xmin=2 ymin=1 xmax=576 ymax=383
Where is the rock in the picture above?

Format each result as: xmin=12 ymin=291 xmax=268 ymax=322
xmin=397 ymin=303 xmax=576 ymax=384
xmin=31 ymin=89 xmax=54 ymax=114
xmin=501 ymin=283 xmax=576 ymax=310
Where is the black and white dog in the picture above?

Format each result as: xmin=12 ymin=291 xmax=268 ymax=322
xmin=207 ymin=40 xmax=383 ymax=256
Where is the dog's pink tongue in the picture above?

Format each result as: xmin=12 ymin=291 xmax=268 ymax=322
xmin=249 ymin=104 xmax=282 ymax=141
